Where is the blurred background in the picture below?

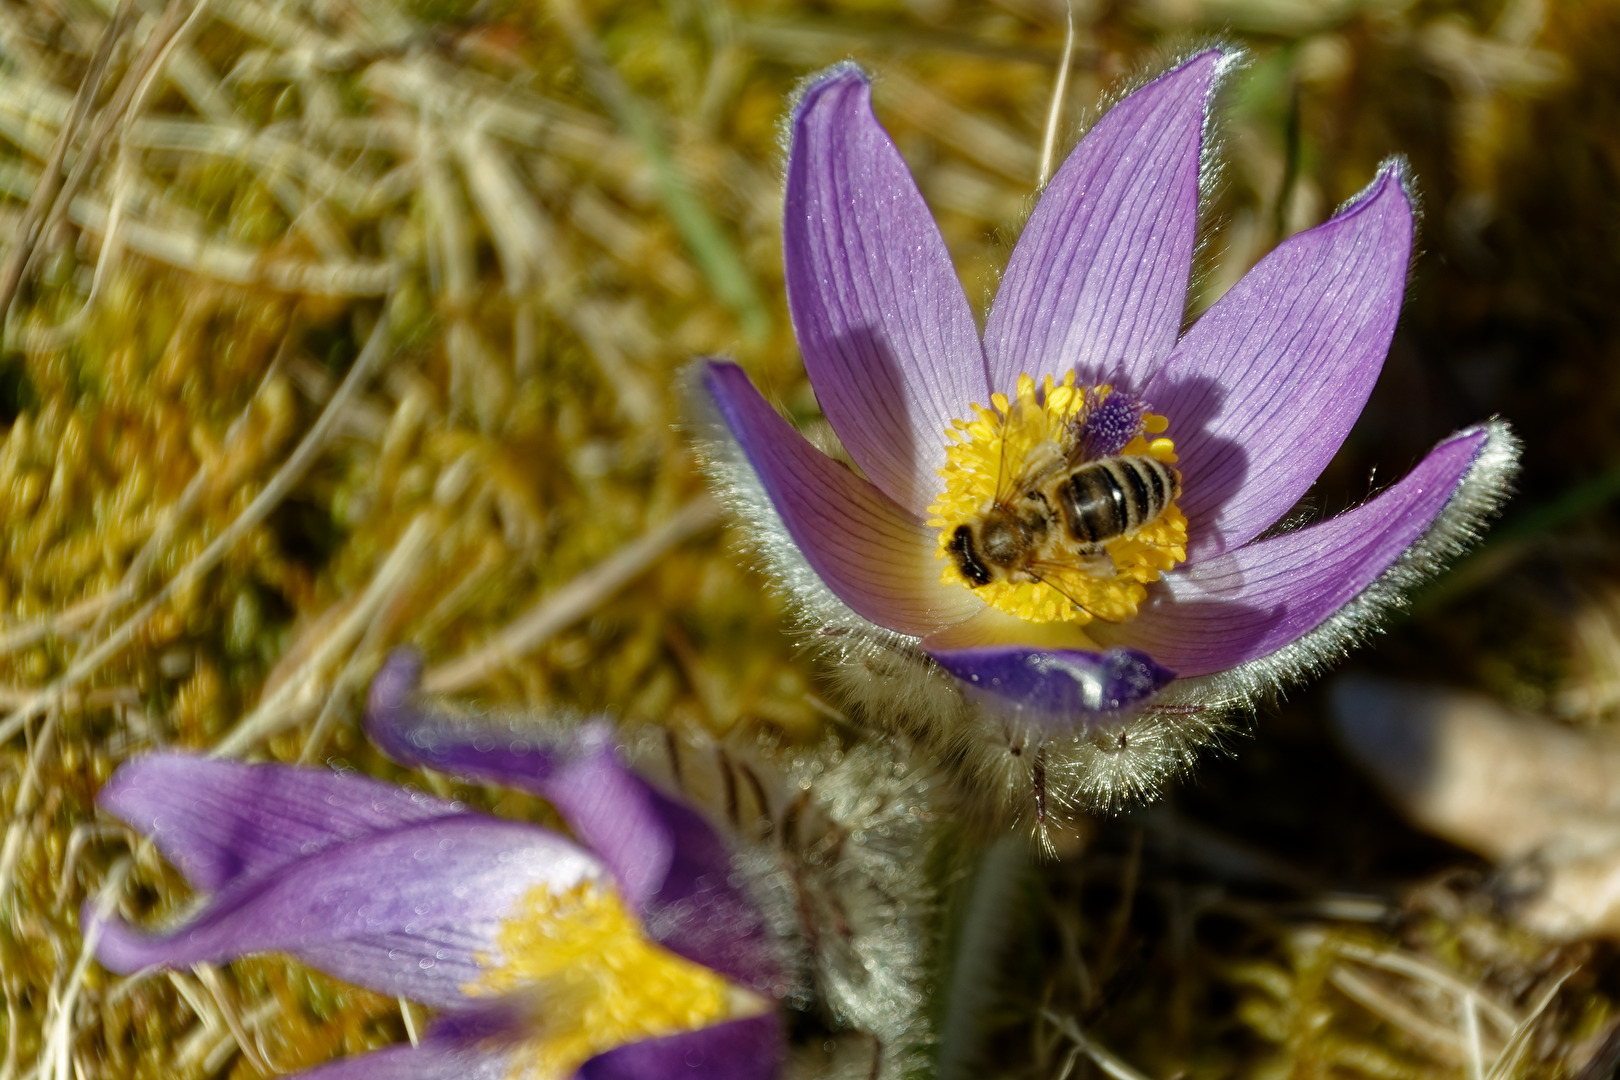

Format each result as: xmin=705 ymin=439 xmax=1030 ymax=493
xmin=0 ymin=0 xmax=1617 ymax=1076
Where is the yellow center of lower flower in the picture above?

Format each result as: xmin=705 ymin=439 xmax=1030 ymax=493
xmin=928 ymin=372 xmax=1188 ymax=626
xmin=469 ymin=879 xmax=753 ymax=1078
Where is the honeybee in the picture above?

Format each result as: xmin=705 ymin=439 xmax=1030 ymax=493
xmin=948 ymin=450 xmax=1181 ymax=610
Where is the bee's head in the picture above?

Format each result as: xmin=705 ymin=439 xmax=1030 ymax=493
xmin=949 ymin=524 xmax=993 ymax=585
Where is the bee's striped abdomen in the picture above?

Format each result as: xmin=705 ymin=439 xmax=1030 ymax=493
xmin=1056 ymin=456 xmax=1179 ymax=546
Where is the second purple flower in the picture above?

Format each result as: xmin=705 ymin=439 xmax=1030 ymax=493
xmin=88 ymin=651 xmax=941 ymax=1078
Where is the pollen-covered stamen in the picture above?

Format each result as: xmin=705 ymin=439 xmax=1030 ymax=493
xmin=927 ymin=372 xmax=1188 ymax=626
xmin=469 ymin=880 xmax=763 ymax=1076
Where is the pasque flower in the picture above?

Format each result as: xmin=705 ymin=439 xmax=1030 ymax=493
xmin=88 ymin=652 xmax=940 ymax=1079
xmin=88 ymin=652 xmax=788 ymax=1080
xmin=690 ymin=51 xmax=1518 ymax=825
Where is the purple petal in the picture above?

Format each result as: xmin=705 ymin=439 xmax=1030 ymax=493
xmin=1146 ymin=162 xmax=1416 ymax=563
xmin=97 ymin=755 xmax=462 ymax=892
xmin=91 ymin=813 xmax=605 ymax=1009
xmin=280 ymin=1041 xmax=513 ymax=1080
xmin=366 ymin=653 xmax=666 ymax=891
xmin=784 ymin=64 xmax=990 ymax=514
xmin=421 ymin=999 xmax=533 ymax=1045
xmin=983 ymin=50 xmax=1225 ymax=396
xmin=1103 ymin=427 xmax=1490 ymax=676
xmin=703 ymin=360 xmax=983 ymax=637
xmin=578 ymin=1015 xmax=783 ymax=1080
xmin=924 ymin=642 xmax=1174 ymax=719
xmin=367 ymin=652 xmax=787 ymax=1000
xmin=285 ymin=1017 xmax=782 ymax=1080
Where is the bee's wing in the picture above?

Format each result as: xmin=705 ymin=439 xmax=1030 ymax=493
xmin=1000 ymin=440 xmax=1069 ymax=504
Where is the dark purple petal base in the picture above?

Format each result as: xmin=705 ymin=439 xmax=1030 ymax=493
xmin=281 ymin=1013 xmax=782 ymax=1080
xmin=926 ymin=644 xmax=1174 ymax=719
xmin=579 ymin=1014 xmax=784 ymax=1080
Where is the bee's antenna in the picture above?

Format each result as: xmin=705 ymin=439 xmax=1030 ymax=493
xmin=1028 ymin=561 xmax=1136 ymax=625
xmin=1025 ymin=565 xmax=1099 ymax=621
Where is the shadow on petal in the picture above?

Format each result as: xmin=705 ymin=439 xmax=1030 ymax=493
xmin=785 ymin=65 xmax=989 ymax=513
xmin=823 ymin=324 xmax=922 ymax=499
xmin=699 ymin=360 xmax=982 ymax=635
xmin=1139 ymin=372 xmax=1248 ymax=546
xmin=1109 ymin=425 xmax=1500 ymax=677
xmin=1147 ymin=161 xmax=1415 ymax=562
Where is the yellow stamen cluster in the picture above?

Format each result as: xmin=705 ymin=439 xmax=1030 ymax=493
xmin=928 ymin=372 xmax=1187 ymax=626
xmin=470 ymin=879 xmax=746 ymax=1078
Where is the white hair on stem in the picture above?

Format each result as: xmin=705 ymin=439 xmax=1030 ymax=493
xmin=622 ymin=721 xmax=946 ymax=1080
